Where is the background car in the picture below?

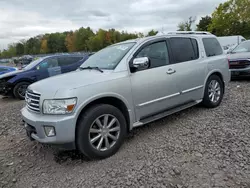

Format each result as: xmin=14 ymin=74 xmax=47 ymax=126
xmin=0 ymin=53 xmax=90 ymax=99
xmin=227 ymin=40 xmax=250 ymax=78
xmin=0 ymin=66 xmax=18 ymax=75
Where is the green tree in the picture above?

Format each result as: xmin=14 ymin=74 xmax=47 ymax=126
xmin=75 ymin=27 xmax=95 ymax=51
xmin=196 ymin=16 xmax=212 ymax=31
xmin=209 ymin=0 xmax=250 ymax=37
xmin=16 ymin=42 xmax=25 ymax=55
xmin=25 ymin=37 xmax=41 ymax=54
xmin=47 ymin=33 xmax=67 ymax=53
xmin=177 ymin=16 xmax=196 ymax=31
xmin=146 ymin=29 xmax=158 ymax=36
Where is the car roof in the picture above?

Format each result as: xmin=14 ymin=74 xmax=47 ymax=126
xmin=116 ymin=31 xmax=217 ymax=45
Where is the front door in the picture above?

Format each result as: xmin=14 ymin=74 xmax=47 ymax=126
xmin=130 ymin=40 xmax=181 ymax=121
xmin=35 ymin=57 xmax=61 ymax=81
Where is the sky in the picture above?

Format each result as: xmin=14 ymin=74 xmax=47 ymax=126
xmin=0 ymin=0 xmax=226 ymax=50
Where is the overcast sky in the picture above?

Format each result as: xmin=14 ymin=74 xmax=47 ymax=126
xmin=0 ymin=0 xmax=226 ymax=50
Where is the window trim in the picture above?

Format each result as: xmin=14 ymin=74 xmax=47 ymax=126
xmin=129 ymin=38 xmax=172 ymax=72
xmin=168 ymin=37 xmax=200 ymax=64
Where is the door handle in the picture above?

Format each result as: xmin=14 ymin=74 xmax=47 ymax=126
xmin=166 ymin=68 xmax=176 ymax=75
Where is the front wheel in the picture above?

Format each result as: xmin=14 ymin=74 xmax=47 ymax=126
xmin=76 ymin=104 xmax=127 ymax=159
xmin=13 ymin=82 xmax=30 ymax=100
xmin=202 ymin=75 xmax=224 ymax=108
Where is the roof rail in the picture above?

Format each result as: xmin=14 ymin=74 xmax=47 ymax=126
xmin=167 ymin=31 xmax=212 ymax=35
xmin=156 ymin=31 xmax=212 ymax=35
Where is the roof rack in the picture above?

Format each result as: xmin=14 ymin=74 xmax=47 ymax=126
xmin=156 ymin=31 xmax=212 ymax=35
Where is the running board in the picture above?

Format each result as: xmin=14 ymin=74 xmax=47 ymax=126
xmin=133 ymin=100 xmax=202 ymax=128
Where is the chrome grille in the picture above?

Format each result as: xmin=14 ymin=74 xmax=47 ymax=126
xmin=25 ymin=90 xmax=41 ymax=113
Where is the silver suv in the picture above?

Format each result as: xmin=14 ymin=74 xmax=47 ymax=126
xmin=21 ymin=31 xmax=230 ymax=159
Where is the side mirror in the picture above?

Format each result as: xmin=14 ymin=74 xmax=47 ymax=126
xmin=132 ymin=57 xmax=150 ymax=70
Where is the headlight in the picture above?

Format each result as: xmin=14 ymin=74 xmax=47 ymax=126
xmin=43 ymin=98 xmax=77 ymax=115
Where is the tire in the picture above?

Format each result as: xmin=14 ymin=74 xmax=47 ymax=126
xmin=13 ymin=82 xmax=30 ymax=100
xmin=202 ymin=75 xmax=224 ymax=108
xmin=76 ymin=104 xmax=127 ymax=160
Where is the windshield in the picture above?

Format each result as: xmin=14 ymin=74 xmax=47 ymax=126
xmin=232 ymin=41 xmax=250 ymax=53
xmin=80 ymin=42 xmax=136 ymax=70
xmin=23 ymin=57 xmax=45 ymax=70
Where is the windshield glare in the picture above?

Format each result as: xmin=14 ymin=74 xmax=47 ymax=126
xmin=23 ymin=57 xmax=44 ymax=70
xmin=232 ymin=41 xmax=250 ymax=53
xmin=80 ymin=42 xmax=136 ymax=70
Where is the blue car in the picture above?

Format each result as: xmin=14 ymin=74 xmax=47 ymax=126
xmin=0 ymin=66 xmax=18 ymax=75
xmin=0 ymin=54 xmax=90 ymax=99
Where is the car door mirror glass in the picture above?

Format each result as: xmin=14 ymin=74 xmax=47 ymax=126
xmin=132 ymin=57 xmax=149 ymax=70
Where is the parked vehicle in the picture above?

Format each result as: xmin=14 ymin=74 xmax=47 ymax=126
xmin=217 ymin=35 xmax=246 ymax=53
xmin=0 ymin=66 xmax=18 ymax=75
xmin=0 ymin=54 xmax=90 ymax=99
xmin=21 ymin=32 xmax=230 ymax=159
xmin=227 ymin=40 xmax=250 ymax=78
xmin=19 ymin=55 xmax=34 ymax=66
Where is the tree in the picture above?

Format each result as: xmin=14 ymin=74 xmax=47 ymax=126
xmin=177 ymin=16 xmax=196 ymax=31
xmin=75 ymin=27 xmax=95 ymax=51
xmin=146 ymin=29 xmax=158 ymax=36
xmin=26 ymin=37 xmax=41 ymax=54
xmin=65 ymin=32 xmax=77 ymax=52
xmin=40 ymin=38 xmax=49 ymax=54
xmin=16 ymin=42 xmax=24 ymax=56
xmin=209 ymin=0 xmax=250 ymax=37
xmin=196 ymin=16 xmax=212 ymax=31
xmin=47 ymin=33 xmax=67 ymax=53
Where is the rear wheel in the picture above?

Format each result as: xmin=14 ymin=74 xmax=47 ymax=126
xmin=13 ymin=82 xmax=30 ymax=100
xmin=76 ymin=104 xmax=127 ymax=159
xmin=202 ymin=75 xmax=224 ymax=108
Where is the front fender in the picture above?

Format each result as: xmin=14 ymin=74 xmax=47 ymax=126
xmin=75 ymin=92 xmax=134 ymax=130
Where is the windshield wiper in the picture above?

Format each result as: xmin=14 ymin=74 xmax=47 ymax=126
xmin=79 ymin=66 xmax=103 ymax=73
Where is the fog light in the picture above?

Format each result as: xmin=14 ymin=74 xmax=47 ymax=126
xmin=44 ymin=126 xmax=56 ymax=137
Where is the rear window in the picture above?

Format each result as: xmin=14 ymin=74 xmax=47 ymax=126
xmin=202 ymin=38 xmax=223 ymax=57
xmin=170 ymin=37 xmax=198 ymax=63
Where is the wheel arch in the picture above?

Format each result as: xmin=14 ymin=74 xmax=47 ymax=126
xmin=203 ymin=70 xmax=225 ymax=95
xmin=75 ymin=95 xmax=133 ymax=137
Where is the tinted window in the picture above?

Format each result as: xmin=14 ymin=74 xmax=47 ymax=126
xmin=202 ymin=38 xmax=223 ymax=57
xmin=136 ymin=41 xmax=169 ymax=68
xmin=37 ymin=58 xmax=58 ymax=70
xmin=58 ymin=57 xmax=82 ymax=66
xmin=170 ymin=38 xmax=197 ymax=63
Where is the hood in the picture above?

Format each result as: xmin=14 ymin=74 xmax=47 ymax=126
xmin=227 ymin=52 xmax=250 ymax=61
xmin=0 ymin=69 xmax=23 ymax=79
xmin=29 ymin=69 xmax=122 ymax=97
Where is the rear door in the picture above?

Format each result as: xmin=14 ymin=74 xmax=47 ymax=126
xmin=58 ymin=56 xmax=84 ymax=73
xmin=167 ymin=37 xmax=207 ymax=103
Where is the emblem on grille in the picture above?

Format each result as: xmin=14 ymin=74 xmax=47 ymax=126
xmin=26 ymin=96 xmax=32 ymax=104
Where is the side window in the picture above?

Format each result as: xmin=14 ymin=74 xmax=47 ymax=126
xmin=170 ymin=38 xmax=197 ymax=63
xmin=202 ymin=38 xmax=223 ymax=57
xmin=136 ymin=41 xmax=169 ymax=69
xmin=58 ymin=57 xmax=83 ymax=67
xmin=37 ymin=58 xmax=58 ymax=70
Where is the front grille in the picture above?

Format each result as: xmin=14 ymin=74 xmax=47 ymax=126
xmin=25 ymin=90 xmax=41 ymax=113
xmin=229 ymin=60 xmax=250 ymax=69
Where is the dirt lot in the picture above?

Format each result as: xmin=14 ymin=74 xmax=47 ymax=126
xmin=1 ymin=81 xmax=250 ymax=188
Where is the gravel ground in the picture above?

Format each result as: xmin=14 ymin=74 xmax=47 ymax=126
xmin=1 ymin=81 xmax=250 ymax=188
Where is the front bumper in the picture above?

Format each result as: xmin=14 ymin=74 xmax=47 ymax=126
xmin=21 ymin=107 xmax=77 ymax=149
xmin=230 ymin=67 xmax=250 ymax=77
